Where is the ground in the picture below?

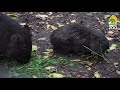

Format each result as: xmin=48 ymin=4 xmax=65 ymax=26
xmin=0 ymin=12 xmax=120 ymax=78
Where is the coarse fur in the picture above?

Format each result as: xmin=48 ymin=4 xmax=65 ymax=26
xmin=0 ymin=13 xmax=32 ymax=64
xmin=50 ymin=23 xmax=109 ymax=55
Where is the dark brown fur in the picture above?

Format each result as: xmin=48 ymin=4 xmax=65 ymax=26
xmin=50 ymin=23 xmax=109 ymax=55
xmin=0 ymin=13 xmax=32 ymax=64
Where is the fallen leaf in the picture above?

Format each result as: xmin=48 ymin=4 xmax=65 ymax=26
xmin=32 ymin=45 xmax=38 ymax=51
xmin=114 ymin=62 xmax=119 ymax=67
xmin=45 ymin=66 xmax=57 ymax=72
xmin=106 ymin=36 xmax=113 ymax=41
xmin=70 ymin=59 xmax=81 ymax=62
xmin=94 ymin=71 xmax=101 ymax=78
xmin=70 ymin=20 xmax=76 ymax=23
xmin=71 ymin=14 xmax=75 ymax=16
xmin=117 ymin=28 xmax=120 ymax=31
xmin=116 ymin=70 xmax=120 ymax=74
xmin=46 ymin=49 xmax=53 ymax=52
xmin=36 ymin=14 xmax=48 ymax=18
xmin=100 ymin=21 xmax=105 ymax=26
xmin=57 ymin=23 xmax=64 ymax=27
xmin=7 ymin=13 xmax=18 ymax=17
xmin=49 ymin=73 xmax=66 ymax=78
xmin=38 ymin=37 xmax=46 ymax=40
xmin=104 ymin=15 xmax=110 ymax=19
xmin=48 ymin=12 xmax=53 ymax=15
xmin=96 ymin=17 xmax=100 ymax=22
xmin=86 ymin=13 xmax=93 ymax=16
xmin=45 ymin=66 xmax=55 ymax=70
xmin=43 ymin=56 xmax=49 ymax=58
xmin=83 ymin=61 xmax=93 ymax=66
xmin=87 ymin=67 xmax=91 ymax=70
xmin=108 ymin=31 xmax=114 ymax=34
xmin=56 ymin=15 xmax=63 ymax=18
xmin=36 ymin=14 xmax=48 ymax=20
xmin=43 ymin=52 xmax=50 ymax=54
xmin=51 ymin=26 xmax=58 ymax=30
xmin=109 ymin=44 xmax=117 ymax=51
xmin=20 ymin=23 xmax=26 ymax=26
xmin=32 ymin=75 xmax=37 ymax=78
xmin=47 ymin=25 xmax=57 ymax=30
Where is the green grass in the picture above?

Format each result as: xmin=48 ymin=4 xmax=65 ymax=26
xmin=9 ymin=53 xmax=73 ymax=78
xmin=8 ymin=49 xmax=106 ymax=78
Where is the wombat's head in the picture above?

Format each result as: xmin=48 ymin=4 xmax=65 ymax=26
xmin=89 ymin=36 xmax=109 ymax=55
xmin=6 ymin=25 xmax=32 ymax=64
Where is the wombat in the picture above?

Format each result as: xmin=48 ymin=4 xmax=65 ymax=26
xmin=50 ymin=23 xmax=109 ymax=55
xmin=0 ymin=13 xmax=32 ymax=64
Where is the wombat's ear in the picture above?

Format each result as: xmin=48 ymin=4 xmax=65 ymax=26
xmin=10 ymin=34 xmax=22 ymax=42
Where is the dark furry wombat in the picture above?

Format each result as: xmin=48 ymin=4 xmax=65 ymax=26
xmin=0 ymin=13 xmax=32 ymax=64
xmin=50 ymin=23 xmax=109 ymax=55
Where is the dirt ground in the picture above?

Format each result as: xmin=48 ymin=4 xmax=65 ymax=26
xmin=0 ymin=12 xmax=120 ymax=78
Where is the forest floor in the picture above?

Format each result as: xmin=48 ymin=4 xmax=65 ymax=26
xmin=0 ymin=12 xmax=120 ymax=78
